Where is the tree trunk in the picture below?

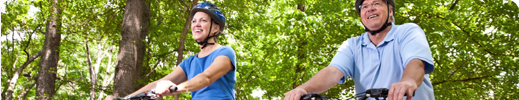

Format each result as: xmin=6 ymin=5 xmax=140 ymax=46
xmin=292 ymin=41 xmax=307 ymax=89
xmin=137 ymin=0 xmax=150 ymax=89
xmin=113 ymin=0 xmax=150 ymax=97
xmin=36 ymin=0 xmax=61 ymax=99
xmin=291 ymin=3 xmax=307 ymax=90
xmin=5 ymin=51 xmax=42 ymax=100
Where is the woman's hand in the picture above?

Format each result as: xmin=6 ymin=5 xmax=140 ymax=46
xmin=155 ymin=80 xmax=177 ymax=98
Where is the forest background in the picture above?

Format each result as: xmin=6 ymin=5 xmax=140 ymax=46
xmin=1 ymin=0 xmax=518 ymax=99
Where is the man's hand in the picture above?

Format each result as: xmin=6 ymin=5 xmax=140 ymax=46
xmin=284 ymin=88 xmax=308 ymax=100
xmin=105 ymin=95 xmax=115 ymax=100
xmin=389 ymin=59 xmax=425 ymax=100
xmin=284 ymin=67 xmax=343 ymax=100
xmin=388 ymin=80 xmax=417 ymax=100
xmin=154 ymin=80 xmax=177 ymax=98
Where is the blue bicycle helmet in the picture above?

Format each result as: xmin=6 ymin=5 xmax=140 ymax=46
xmin=190 ymin=2 xmax=226 ymax=31
xmin=190 ymin=2 xmax=226 ymax=49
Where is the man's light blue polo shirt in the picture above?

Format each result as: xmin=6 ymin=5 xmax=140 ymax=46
xmin=329 ymin=23 xmax=435 ymax=100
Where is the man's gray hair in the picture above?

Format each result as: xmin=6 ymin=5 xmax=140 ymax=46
xmin=389 ymin=5 xmax=395 ymax=23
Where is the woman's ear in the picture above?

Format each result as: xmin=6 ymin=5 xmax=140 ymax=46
xmin=213 ymin=24 xmax=220 ymax=33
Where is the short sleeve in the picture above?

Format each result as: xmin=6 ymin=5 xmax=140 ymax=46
xmin=399 ymin=23 xmax=435 ymax=74
xmin=179 ymin=56 xmax=194 ymax=74
xmin=217 ymin=46 xmax=237 ymax=70
xmin=328 ymin=39 xmax=356 ymax=84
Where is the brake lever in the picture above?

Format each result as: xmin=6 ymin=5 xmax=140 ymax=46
xmin=300 ymin=93 xmax=327 ymax=100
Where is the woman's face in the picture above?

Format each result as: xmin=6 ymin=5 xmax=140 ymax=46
xmin=191 ymin=12 xmax=220 ymax=41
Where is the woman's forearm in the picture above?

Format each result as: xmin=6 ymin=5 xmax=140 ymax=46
xmin=128 ymin=81 xmax=159 ymax=96
xmin=176 ymin=73 xmax=212 ymax=92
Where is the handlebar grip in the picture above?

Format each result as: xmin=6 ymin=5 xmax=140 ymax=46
xmin=300 ymin=93 xmax=317 ymax=100
xmin=403 ymin=91 xmax=416 ymax=97
xmin=169 ymin=86 xmax=178 ymax=92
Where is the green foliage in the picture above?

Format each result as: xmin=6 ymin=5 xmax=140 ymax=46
xmin=226 ymin=0 xmax=362 ymax=99
xmin=1 ymin=0 xmax=518 ymax=99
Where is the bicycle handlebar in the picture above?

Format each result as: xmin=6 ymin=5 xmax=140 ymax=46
xmin=357 ymin=88 xmax=414 ymax=100
xmin=114 ymin=86 xmax=177 ymax=100
xmin=300 ymin=88 xmax=415 ymax=100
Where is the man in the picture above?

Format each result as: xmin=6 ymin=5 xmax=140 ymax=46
xmin=284 ymin=0 xmax=435 ymax=100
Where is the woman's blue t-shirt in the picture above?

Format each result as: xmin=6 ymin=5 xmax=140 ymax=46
xmin=179 ymin=46 xmax=237 ymax=100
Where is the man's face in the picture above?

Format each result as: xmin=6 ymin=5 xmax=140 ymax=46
xmin=360 ymin=0 xmax=392 ymax=31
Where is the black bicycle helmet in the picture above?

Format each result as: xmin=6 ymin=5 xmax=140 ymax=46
xmin=355 ymin=0 xmax=395 ymax=15
xmin=355 ymin=0 xmax=395 ymax=35
xmin=189 ymin=2 xmax=226 ymax=49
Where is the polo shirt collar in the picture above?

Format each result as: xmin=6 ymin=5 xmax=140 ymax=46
xmin=361 ymin=23 xmax=397 ymax=46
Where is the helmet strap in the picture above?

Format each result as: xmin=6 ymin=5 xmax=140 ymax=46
xmin=196 ymin=19 xmax=217 ymax=49
xmin=363 ymin=0 xmax=392 ymax=35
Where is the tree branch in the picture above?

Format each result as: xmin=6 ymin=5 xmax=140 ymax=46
xmin=97 ymin=46 xmax=115 ymax=100
xmin=94 ymin=38 xmax=108 ymax=77
xmin=5 ymin=51 xmax=42 ymax=100
xmin=143 ymin=59 xmax=162 ymax=79
xmin=177 ymin=0 xmax=199 ymax=65
xmin=85 ymin=38 xmax=97 ymax=100
xmin=54 ymin=75 xmax=85 ymax=94
xmin=97 ymin=71 xmax=115 ymax=100
xmin=449 ymin=0 xmax=459 ymax=11
xmin=432 ymin=75 xmax=493 ymax=86
xmin=16 ymin=75 xmax=37 ymax=100
xmin=433 ymin=56 xmax=441 ymax=69
xmin=23 ymin=24 xmax=42 ymax=60
xmin=297 ymin=4 xmax=305 ymax=12
xmin=451 ymin=22 xmax=507 ymax=57
xmin=179 ymin=0 xmax=190 ymax=9
xmin=174 ymin=1 xmax=198 ymax=99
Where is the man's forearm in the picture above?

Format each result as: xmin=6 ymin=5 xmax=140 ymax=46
xmin=401 ymin=59 xmax=425 ymax=86
xmin=297 ymin=66 xmax=343 ymax=93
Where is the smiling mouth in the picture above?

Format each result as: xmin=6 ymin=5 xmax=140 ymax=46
xmin=195 ymin=30 xmax=202 ymax=32
xmin=368 ymin=15 xmax=379 ymax=19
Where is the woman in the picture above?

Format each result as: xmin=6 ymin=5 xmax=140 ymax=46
xmin=108 ymin=2 xmax=236 ymax=100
